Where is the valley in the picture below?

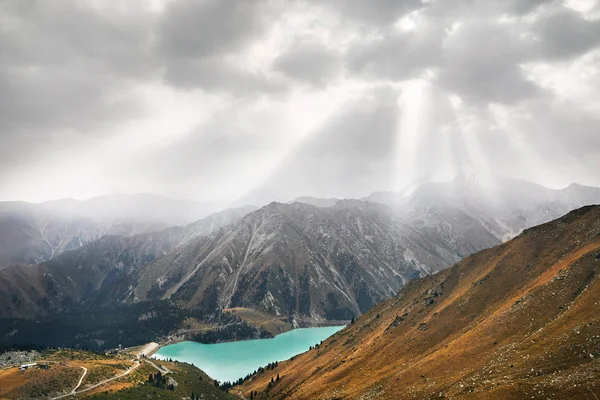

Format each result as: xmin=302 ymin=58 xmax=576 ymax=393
xmin=0 ymin=178 xmax=599 ymax=351
xmin=0 ymin=181 xmax=599 ymax=399
xmin=3 ymin=1 xmax=599 ymax=397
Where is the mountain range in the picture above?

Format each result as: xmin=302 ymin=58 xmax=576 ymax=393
xmin=0 ymin=194 xmax=220 ymax=269
xmin=0 ymin=175 xmax=599 ymax=329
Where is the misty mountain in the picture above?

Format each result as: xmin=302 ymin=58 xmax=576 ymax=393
xmin=0 ymin=194 xmax=224 ymax=269
xmin=289 ymin=197 xmax=341 ymax=208
xmin=0 ymin=205 xmax=257 ymax=318
xmin=367 ymin=173 xmax=600 ymax=241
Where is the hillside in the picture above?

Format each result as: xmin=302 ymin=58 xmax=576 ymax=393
xmin=0 ymin=206 xmax=256 ymax=319
xmin=0 ymin=347 xmax=234 ymax=399
xmin=134 ymin=200 xmax=499 ymax=321
xmin=239 ymin=205 xmax=600 ymax=399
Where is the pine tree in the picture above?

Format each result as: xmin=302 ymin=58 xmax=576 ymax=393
xmin=276 ymin=373 xmax=280 ymax=382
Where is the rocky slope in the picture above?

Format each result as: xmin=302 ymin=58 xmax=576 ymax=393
xmin=0 ymin=206 xmax=256 ymax=318
xmin=0 ymin=194 xmax=216 ymax=269
xmin=133 ymin=200 xmax=499 ymax=321
xmin=240 ymin=205 xmax=600 ymax=399
xmin=0 ymin=200 xmax=499 ymax=321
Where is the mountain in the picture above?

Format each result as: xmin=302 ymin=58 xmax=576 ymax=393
xmin=131 ymin=200 xmax=499 ymax=322
xmin=0 ymin=200 xmax=499 ymax=321
xmin=0 ymin=206 xmax=257 ymax=318
xmin=289 ymin=197 xmax=341 ymax=208
xmin=0 ymin=194 xmax=218 ymax=269
xmin=368 ymin=173 xmax=600 ymax=241
xmin=239 ymin=205 xmax=600 ymax=399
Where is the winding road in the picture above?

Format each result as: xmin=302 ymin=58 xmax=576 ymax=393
xmin=71 ymin=366 xmax=88 ymax=393
xmin=51 ymin=361 xmax=140 ymax=399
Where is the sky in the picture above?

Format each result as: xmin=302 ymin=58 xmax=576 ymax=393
xmin=0 ymin=0 xmax=599 ymax=205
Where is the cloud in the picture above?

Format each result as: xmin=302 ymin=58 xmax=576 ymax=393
xmin=0 ymin=0 xmax=155 ymax=173
xmin=155 ymin=0 xmax=287 ymax=94
xmin=318 ymin=0 xmax=425 ymax=26
xmin=156 ymin=0 xmax=267 ymax=59
xmin=273 ymin=42 xmax=342 ymax=86
xmin=435 ymin=19 xmax=543 ymax=104
xmin=532 ymin=6 xmax=600 ymax=59
xmin=346 ymin=22 xmax=443 ymax=81
xmin=162 ymin=56 xmax=288 ymax=94
xmin=0 ymin=0 xmax=599 ymax=202
xmin=505 ymin=0 xmax=555 ymax=15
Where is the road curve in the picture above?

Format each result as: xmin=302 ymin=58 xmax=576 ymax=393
xmin=144 ymin=359 xmax=170 ymax=374
xmin=71 ymin=366 xmax=88 ymax=393
xmin=51 ymin=361 xmax=140 ymax=399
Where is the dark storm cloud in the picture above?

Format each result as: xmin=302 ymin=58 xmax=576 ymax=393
xmin=0 ymin=1 xmax=152 ymax=129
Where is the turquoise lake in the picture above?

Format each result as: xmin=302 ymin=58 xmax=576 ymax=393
xmin=153 ymin=326 xmax=345 ymax=383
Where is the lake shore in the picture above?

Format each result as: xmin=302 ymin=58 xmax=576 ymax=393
xmin=152 ymin=326 xmax=346 ymax=383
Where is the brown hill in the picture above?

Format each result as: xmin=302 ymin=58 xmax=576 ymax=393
xmin=239 ymin=205 xmax=600 ymax=399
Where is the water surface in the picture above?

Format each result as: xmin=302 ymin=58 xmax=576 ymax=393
xmin=153 ymin=326 xmax=345 ymax=383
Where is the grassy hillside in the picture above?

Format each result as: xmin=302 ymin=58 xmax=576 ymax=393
xmin=88 ymin=360 xmax=235 ymax=400
xmin=224 ymin=307 xmax=292 ymax=335
xmin=0 ymin=347 xmax=236 ymax=399
xmin=0 ymin=349 xmax=132 ymax=399
xmin=239 ymin=205 xmax=600 ymax=399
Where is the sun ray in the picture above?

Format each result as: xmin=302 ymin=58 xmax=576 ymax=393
xmin=393 ymin=79 xmax=428 ymax=192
